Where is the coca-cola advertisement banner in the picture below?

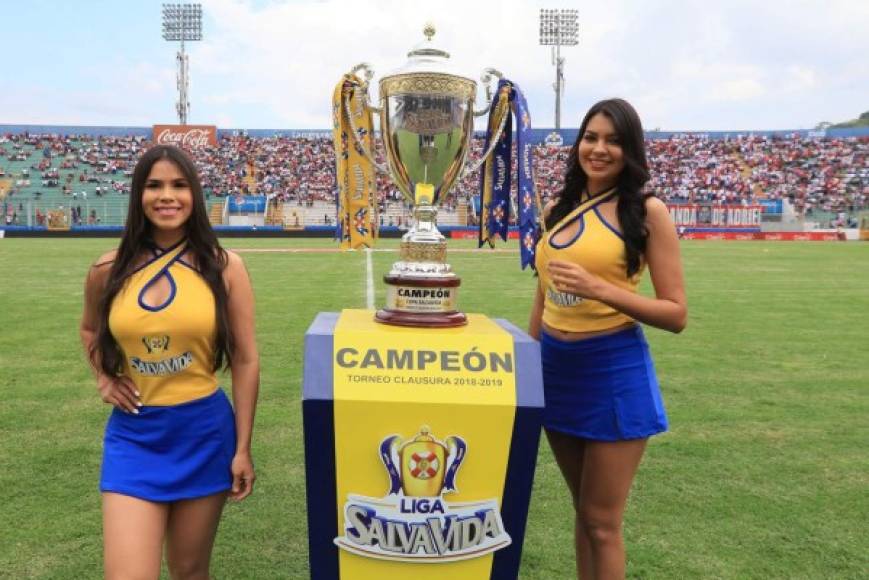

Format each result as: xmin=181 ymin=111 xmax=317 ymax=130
xmin=152 ymin=125 xmax=217 ymax=149
xmin=451 ymin=229 xmax=520 ymax=240
xmin=668 ymin=204 xmax=763 ymax=229
xmin=685 ymin=232 xmax=843 ymax=241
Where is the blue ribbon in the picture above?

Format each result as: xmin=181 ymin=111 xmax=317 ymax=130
xmin=379 ymin=436 xmax=402 ymax=495
xmin=513 ymin=86 xmax=538 ymax=270
xmin=354 ymin=207 xmax=369 ymax=237
xmin=479 ymin=79 xmax=539 ymax=270
xmin=442 ymin=436 xmax=467 ymax=493
xmin=487 ymin=80 xmax=513 ymax=245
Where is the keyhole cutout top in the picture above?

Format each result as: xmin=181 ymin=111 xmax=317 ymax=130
xmin=136 ymin=243 xmax=185 ymax=312
xmin=550 ymin=215 xmax=585 ymax=248
xmin=140 ymin=272 xmax=175 ymax=309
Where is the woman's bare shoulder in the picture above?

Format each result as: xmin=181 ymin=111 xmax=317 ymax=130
xmin=225 ymin=248 xmax=243 ymax=263
xmin=644 ymin=196 xmax=677 ymax=236
xmin=92 ymin=249 xmax=118 ymax=268
xmin=644 ymin=195 xmax=669 ymax=215
xmin=85 ymin=249 xmax=117 ymax=294
xmin=220 ymin=249 xmax=249 ymax=282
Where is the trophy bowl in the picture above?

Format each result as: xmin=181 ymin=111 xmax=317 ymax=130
xmin=380 ymin=74 xmax=476 ymax=206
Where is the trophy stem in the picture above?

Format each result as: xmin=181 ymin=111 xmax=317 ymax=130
xmin=376 ymin=194 xmax=467 ymax=327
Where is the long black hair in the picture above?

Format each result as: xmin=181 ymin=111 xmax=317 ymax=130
xmin=545 ymin=98 xmax=651 ymax=277
xmin=91 ymin=145 xmax=234 ymax=376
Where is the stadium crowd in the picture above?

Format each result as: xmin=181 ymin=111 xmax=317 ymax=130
xmin=2 ymin=131 xmax=866 ymax=225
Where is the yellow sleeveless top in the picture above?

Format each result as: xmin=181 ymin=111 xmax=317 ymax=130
xmin=536 ymin=189 xmax=645 ymax=332
xmin=108 ymin=240 xmax=218 ymax=406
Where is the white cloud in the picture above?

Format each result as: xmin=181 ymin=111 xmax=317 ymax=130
xmin=714 ymin=78 xmax=766 ymax=102
xmin=785 ymin=65 xmax=816 ymax=92
xmin=5 ymin=0 xmax=868 ymax=130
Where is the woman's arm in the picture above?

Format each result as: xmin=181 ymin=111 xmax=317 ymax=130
xmin=223 ymin=250 xmax=260 ymax=501
xmin=547 ymin=197 xmax=687 ymax=333
xmin=80 ymin=257 xmax=109 ymax=365
xmin=528 ymin=282 xmax=544 ymax=340
xmin=528 ymin=199 xmax=556 ymax=340
xmin=80 ymin=252 xmax=141 ymax=412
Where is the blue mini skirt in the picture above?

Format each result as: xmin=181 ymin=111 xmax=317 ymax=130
xmin=100 ymin=388 xmax=236 ymax=502
xmin=541 ymin=325 xmax=668 ymax=441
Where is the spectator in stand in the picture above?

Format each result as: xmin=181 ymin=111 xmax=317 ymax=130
xmin=3 ymin=130 xmax=865 ymax=226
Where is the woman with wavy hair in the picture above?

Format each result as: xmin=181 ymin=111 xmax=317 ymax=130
xmin=80 ymin=145 xmax=259 ymax=578
xmin=530 ymin=99 xmax=687 ymax=579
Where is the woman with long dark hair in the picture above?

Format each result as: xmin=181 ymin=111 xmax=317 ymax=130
xmin=80 ymin=145 xmax=259 ymax=578
xmin=530 ymin=99 xmax=687 ymax=579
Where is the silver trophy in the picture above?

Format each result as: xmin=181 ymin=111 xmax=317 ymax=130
xmin=344 ymin=24 xmax=509 ymax=327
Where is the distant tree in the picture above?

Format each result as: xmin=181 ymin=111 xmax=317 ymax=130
xmin=831 ymin=111 xmax=869 ymax=128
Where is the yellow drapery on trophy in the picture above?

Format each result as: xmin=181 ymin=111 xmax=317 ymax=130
xmin=478 ymin=84 xmax=512 ymax=248
xmin=332 ymin=75 xmax=378 ymax=250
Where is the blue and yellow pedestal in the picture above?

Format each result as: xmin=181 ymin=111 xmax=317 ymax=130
xmin=303 ymin=309 xmax=544 ymax=580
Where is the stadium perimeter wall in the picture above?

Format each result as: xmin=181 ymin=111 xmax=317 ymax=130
xmin=0 ymin=225 xmax=397 ymax=238
xmin=3 ymin=125 xmax=869 ymax=144
xmin=0 ymin=225 xmax=858 ymax=241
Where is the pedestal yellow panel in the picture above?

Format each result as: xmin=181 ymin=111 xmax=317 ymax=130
xmin=303 ymin=310 xmax=543 ymax=580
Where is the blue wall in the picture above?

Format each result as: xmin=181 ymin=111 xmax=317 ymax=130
xmin=3 ymin=125 xmax=868 ymax=144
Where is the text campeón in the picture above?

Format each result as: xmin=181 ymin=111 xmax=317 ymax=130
xmin=335 ymin=347 xmax=513 ymax=373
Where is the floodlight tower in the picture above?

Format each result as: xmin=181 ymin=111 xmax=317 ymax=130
xmin=162 ymin=3 xmax=203 ymax=125
xmin=539 ymin=9 xmax=579 ymax=131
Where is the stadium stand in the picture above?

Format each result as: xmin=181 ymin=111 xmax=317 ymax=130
xmin=1 ymin=130 xmax=866 ymax=229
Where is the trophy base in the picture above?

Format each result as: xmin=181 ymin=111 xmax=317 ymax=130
xmin=377 ymin=274 xmax=467 ymax=328
xmin=375 ymin=308 xmax=468 ymax=328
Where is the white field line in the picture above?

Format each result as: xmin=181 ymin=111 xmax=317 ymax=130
xmin=230 ymin=247 xmax=518 ymax=254
xmin=365 ymin=248 xmax=375 ymax=309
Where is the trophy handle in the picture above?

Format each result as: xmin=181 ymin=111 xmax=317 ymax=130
xmin=460 ymin=98 xmax=510 ymax=179
xmin=345 ymin=63 xmax=390 ymax=175
xmin=473 ymin=67 xmax=504 ymax=117
xmin=349 ymin=63 xmax=383 ymax=115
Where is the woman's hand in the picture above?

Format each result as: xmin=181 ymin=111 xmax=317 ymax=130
xmin=97 ymin=374 xmax=141 ymax=413
xmin=547 ymin=259 xmax=605 ymax=300
xmin=229 ymin=451 xmax=256 ymax=502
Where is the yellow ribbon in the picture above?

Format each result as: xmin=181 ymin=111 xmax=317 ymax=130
xmin=331 ymin=74 xmax=378 ymax=249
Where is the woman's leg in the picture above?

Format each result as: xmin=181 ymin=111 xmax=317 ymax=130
xmin=102 ymin=492 xmax=169 ymax=580
xmin=578 ymin=439 xmax=648 ymax=580
xmin=165 ymin=492 xmax=228 ymax=580
xmin=545 ymin=429 xmax=593 ymax=580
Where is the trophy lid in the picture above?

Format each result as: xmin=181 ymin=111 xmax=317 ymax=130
xmin=407 ymin=23 xmax=450 ymax=60
xmin=399 ymin=425 xmax=446 ymax=451
xmin=382 ymin=23 xmax=475 ymax=84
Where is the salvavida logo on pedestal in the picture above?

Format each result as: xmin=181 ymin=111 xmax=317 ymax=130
xmin=334 ymin=426 xmax=511 ymax=563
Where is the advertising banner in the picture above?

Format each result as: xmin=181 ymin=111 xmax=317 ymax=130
xmin=685 ymin=232 xmax=843 ymax=241
xmin=152 ymin=124 xmax=217 ymax=149
xmin=758 ymin=199 xmax=783 ymax=214
xmin=667 ymin=204 xmax=763 ymax=229
xmin=228 ymin=195 xmax=267 ymax=213
xmin=451 ymin=230 xmax=520 ymax=240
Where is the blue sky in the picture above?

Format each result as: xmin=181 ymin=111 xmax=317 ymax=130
xmin=2 ymin=0 xmax=867 ymax=130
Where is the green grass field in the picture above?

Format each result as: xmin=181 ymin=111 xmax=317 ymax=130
xmin=0 ymin=238 xmax=867 ymax=579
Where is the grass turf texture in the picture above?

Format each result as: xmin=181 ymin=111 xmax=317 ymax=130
xmin=0 ymin=238 xmax=866 ymax=579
